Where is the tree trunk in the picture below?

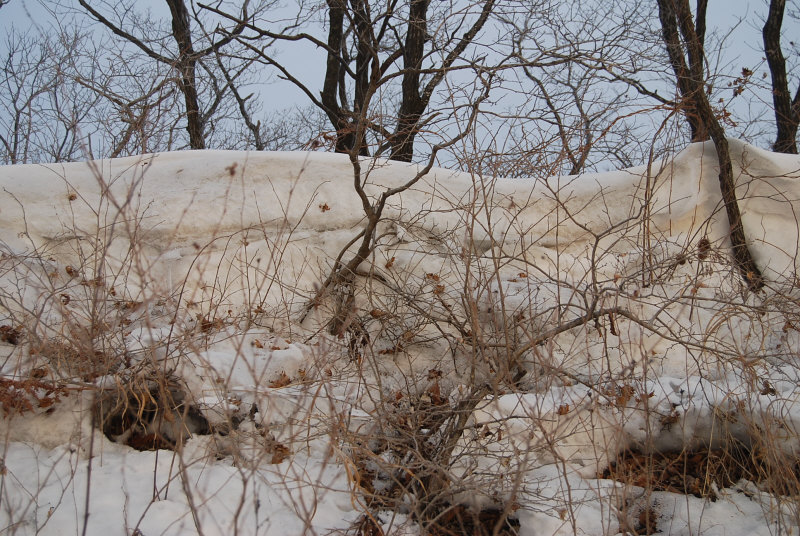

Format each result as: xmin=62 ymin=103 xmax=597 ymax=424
xmin=656 ymin=0 xmax=763 ymax=291
xmin=349 ymin=0 xmax=372 ymax=156
xmin=763 ymin=0 xmax=799 ymax=154
xmin=695 ymin=0 xmax=708 ymax=50
xmin=321 ymin=1 xmax=348 ymax=152
xmin=321 ymin=0 xmax=368 ymax=155
xmin=166 ymin=0 xmax=205 ymax=149
xmin=657 ymin=0 xmax=707 ymax=141
xmin=392 ymin=0 xmax=429 ymax=162
xmin=390 ymin=0 xmax=494 ymax=162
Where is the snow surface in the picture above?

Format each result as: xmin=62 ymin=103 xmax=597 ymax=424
xmin=0 ymin=140 xmax=800 ymax=534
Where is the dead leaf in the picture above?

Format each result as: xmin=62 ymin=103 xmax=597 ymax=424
xmin=0 ymin=326 xmax=21 ymax=345
xmin=269 ymin=372 xmax=292 ymax=388
xmin=270 ymin=443 xmax=290 ymax=464
xmin=697 ymin=237 xmax=711 ymax=260
xmin=427 ymin=381 xmax=444 ymax=405
xmin=616 ymin=385 xmax=635 ymax=407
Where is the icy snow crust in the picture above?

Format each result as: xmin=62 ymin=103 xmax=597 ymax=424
xmin=0 ymin=140 xmax=800 ymax=534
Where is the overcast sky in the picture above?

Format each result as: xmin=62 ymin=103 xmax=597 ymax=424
xmin=1 ymin=0 xmax=797 ymax=168
xmin=2 ymin=0 xmax=791 ymax=111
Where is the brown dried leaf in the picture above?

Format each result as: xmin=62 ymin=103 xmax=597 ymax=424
xmin=270 ymin=443 xmax=290 ymax=464
xmin=269 ymin=372 xmax=292 ymax=388
xmin=428 ymin=381 xmax=444 ymax=405
xmin=697 ymin=237 xmax=711 ymax=260
xmin=614 ymin=384 xmax=635 ymax=407
xmin=0 ymin=326 xmax=21 ymax=345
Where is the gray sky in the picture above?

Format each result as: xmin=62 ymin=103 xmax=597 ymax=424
xmin=1 ymin=0 xmax=797 ymax=166
xmin=2 ymin=0 xmax=790 ymax=112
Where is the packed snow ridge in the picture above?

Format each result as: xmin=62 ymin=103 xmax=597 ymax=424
xmin=1 ymin=139 xmax=800 ymax=535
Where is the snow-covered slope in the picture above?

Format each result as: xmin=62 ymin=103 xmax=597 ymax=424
xmin=1 ymin=140 xmax=800 ymax=535
xmin=2 ymin=140 xmax=797 ymax=302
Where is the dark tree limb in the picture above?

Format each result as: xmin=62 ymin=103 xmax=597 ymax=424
xmin=390 ymin=0 xmax=495 ymax=161
xmin=77 ymin=0 xmax=172 ymax=64
xmin=657 ymin=0 xmax=763 ymax=291
xmin=79 ymin=0 xmax=246 ymax=150
xmin=657 ymin=0 xmax=707 ymax=141
xmin=763 ymin=0 xmax=799 ymax=154
xmin=391 ymin=0 xmax=429 ymax=162
xmin=166 ymin=0 xmax=204 ymax=149
xmin=321 ymin=0 xmax=362 ymax=154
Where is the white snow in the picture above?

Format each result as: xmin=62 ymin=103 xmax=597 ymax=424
xmin=1 ymin=140 xmax=800 ymax=534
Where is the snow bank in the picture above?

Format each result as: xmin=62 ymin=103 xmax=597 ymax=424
xmin=2 ymin=140 xmax=800 ymax=535
xmin=2 ymin=140 xmax=797 ymax=317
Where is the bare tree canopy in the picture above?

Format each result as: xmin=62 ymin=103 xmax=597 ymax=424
xmin=75 ymin=0 xmax=251 ymax=149
xmin=199 ymin=0 xmax=500 ymax=161
xmin=1 ymin=0 xmax=797 ymax=166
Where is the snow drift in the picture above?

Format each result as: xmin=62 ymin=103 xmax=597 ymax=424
xmin=1 ymin=140 xmax=800 ymax=535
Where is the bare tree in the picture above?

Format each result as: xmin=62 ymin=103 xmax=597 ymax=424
xmin=203 ymin=0 xmax=498 ymax=161
xmin=656 ymin=0 xmax=763 ymax=291
xmin=0 ymin=29 xmax=56 ymax=164
xmin=763 ymin=0 xmax=800 ymax=154
xmin=389 ymin=0 xmax=496 ymax=161
xmin=70 ymin=59 xmax=180 ymax=158
xmin=5 ymin=0 xmax=794 ymax=170
xmin=75 ymin=0 xmax=250 ymax=149
xmin=1 ymin=3 xmax=317 ymax=162
xmin=658 ymin=0 xmax=710 ymax=141
xmin=490 ymin=0 xmax=669 ymax=176
xmin=0 ymin=28 xmax=100 ymax=164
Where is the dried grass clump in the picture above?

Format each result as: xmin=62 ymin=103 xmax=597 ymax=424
xmin=92 ymin=372 xmax=209 ymax=451
xmin=0 ymin=376 xmax=68 ymax=416
xmin=602 ymin=441 xmax=800 ymax=502
xmin=30 ymin=337 xmax=125 ymax=382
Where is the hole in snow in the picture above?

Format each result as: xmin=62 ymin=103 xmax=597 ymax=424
xmin=93 ymin=377 xmax=210 ymax=451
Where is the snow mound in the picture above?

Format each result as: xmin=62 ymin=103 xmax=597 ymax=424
xmin=1 ymin=141 xmax=800 ymax=535
xmin=1 ymin=140 xmax=797 ymax=316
